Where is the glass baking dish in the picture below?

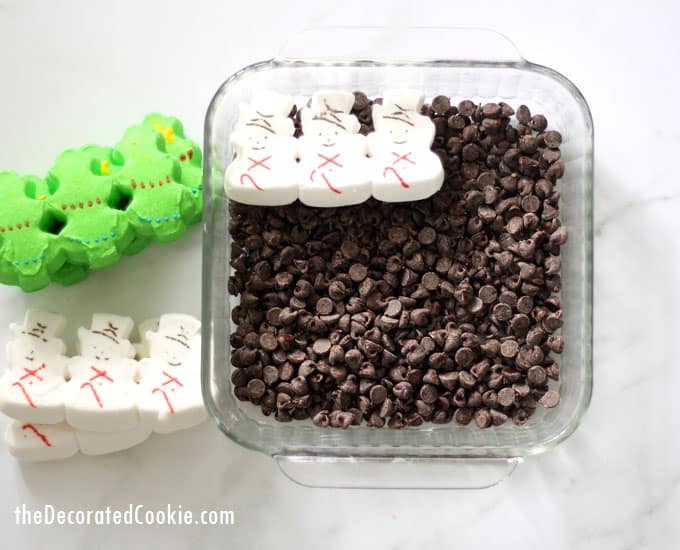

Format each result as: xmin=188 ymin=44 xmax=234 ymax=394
xmin=201 ymin=28 xmax=593 ymax=488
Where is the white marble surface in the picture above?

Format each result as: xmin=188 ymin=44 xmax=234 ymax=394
xmin=1 ymin=0 xmax=679 ymax=548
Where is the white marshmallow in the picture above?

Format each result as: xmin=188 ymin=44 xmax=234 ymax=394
xmin=63 ymin=315 xmax=141 ymax=432
xmin=5 ymin=421 xmax=78 ymax=462
xmin=76 ymin=423 xmax=152 ymax=455
xmin=0 ymin=311 xmax=69 ymax=424
xmin=368 ymin=89 xmax=444 ymax=202
xmin=224 ymin=91 xmax=299 ymax=206
xmin=297 ymin=91 xmax=372 ymax=207
xmin=136 ymin=315 xmax=206 ymax=433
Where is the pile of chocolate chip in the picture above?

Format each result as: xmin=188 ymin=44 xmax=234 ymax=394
xmin=227 ymin=93 xmax=566 ymax=429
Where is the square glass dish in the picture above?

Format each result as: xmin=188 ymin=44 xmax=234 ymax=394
xmin=201 ymin=28 xmax=593 ymax=488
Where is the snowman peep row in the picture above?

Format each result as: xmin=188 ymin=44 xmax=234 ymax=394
xmin=224 ymin=89 xmax=445 ymax=207
xmin=0 ymin=311 xmax=206 ymax=462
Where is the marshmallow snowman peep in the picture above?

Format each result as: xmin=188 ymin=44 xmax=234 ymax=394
xmin=64 ymin=314 xmax=140 ymax=432
xmin=367 ymin=89 xmax=444 ymax=202
xmin=137 ymin=314 xmax=205 ymax=433
xmin=224 ymin=91 xmax=299 ymax=206
xmin=297 ymin=91 xmax=372 ymax=207
xmin=0 ymin=311 xmax=69 ymax=424
xmin=5 ymin=421 xmax=78 ymax=462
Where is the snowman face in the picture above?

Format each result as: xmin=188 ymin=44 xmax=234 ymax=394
xmin=8 ymin=335 xmax=64 ymax=369
xmin=379 ymin=116 xmax=416 ymax=145
xmin=78 ymin=329 xmax=132 ymax=361
xmin=148 ymin=332 xmax=193 ymax=367
xmin=242 ymin=125 xmax=274 ymax=152
xmin=305 ymin=119 xmax=345 ymax=148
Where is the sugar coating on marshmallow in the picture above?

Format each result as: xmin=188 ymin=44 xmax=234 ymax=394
xmin=297 ymin=91 xmax=372 ymax=207
xmin=368 ymin=89 xmax=444 ymax=202
xmin=0 ymin=311 xmax=69 ymax=424
xmin=5 ymin=421 xmax=78 ymax=462
xmin=137 ymin=314 xmax=206 ymax=433
xmin=64 ymin=314 xmax=140 ymax=433
xmin=224 ymin=91 xmax=299 ymax=206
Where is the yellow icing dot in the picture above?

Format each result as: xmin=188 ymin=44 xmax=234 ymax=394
xmin=152 ymin=120 xmax=175 ymax=144
xmin=37 ymin=194 xmax=46 ymax=200
xmin=100 ymin=159 xmax=110 ymax=175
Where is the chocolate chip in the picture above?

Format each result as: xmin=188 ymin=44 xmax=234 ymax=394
xmin=473 ymin=408 xmax=492 ymax=429
xmin=498 ymin=387 xmax=515 ymax=407
xmin=259 ymin=332 xmax=278 ymax=352
xmin=316 ymin=297 xmax=334 ymax=315
xmin=312 ymin=338 xmax=331 ymax=355
xmin=421 ymin=272 xmax=440 ymax=291
xmin=388 ymin=226 xmax=409 ymax=244
xmin=349 ymin=263 xmax=368 ymax=283
xmin=453 ymin=407 xmax=473 ymax=425
xmin=431 ymin=95 xmax=451 ymax=114
xmin=393 ymin=381 xmax=414 ymax=400
xmin=492 ymin=303 xmax=513 ymax=322
xmin=527 ymin=365 xmax=547 ymax=386
xmin=419 ymin=384 xmax=438 ymax=404
xmin=246 ymin=378 xmax=266 ymax=400
xmin=539 ymin=389 xmax=560 ymax=408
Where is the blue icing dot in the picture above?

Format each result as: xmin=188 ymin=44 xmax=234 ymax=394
xmin=85 ymin=239 xmax=90 ymax=244
xmin=94 ymin=237 xmax=100 ymax=243
xmin=39 ymin=254 xmax=45 ymax=260
xmin=173 ymin=213 xmax=179 ymax=220
xmin=14 ymin=261 xmax=19 ymax=266
xmin=23 ymin=260 xmax=29 ymax=265
xmin=164 ymin=216 xmax=169 ymax=222
xmin=110 ymin=231 xmax=116 ymax=237
xmin=102 ymin=235 xmax=108 ymax=241
xmin=155 ymin=217 xmax=161 ymax=223
xmin=191 ymin=188 xmax=197 ymax=194
xmin=32 ymin=258 xmax=37 ymax=263
xmin=198 ymin=185 xmax=204 ymax=191
xmin=138 ymin=216 xmax=144 ymax=222
xmin=76 ymin=238 xmax=82 ymax=244
xmin=146 ymin=217 xmax=152 ymax=223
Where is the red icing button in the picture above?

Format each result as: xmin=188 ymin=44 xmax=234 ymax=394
xmin=140 ymin=183 xmax=146 ymax=189
xmin=25 ymin=221 xmax=30 ymax=227
xmin=16 ymin=223 xmax=22 ymax=229
xmin=179 ymin=154 xmax=186 ymax=161
xmin=79 ymin=202 xmax=84 ymax=209
xmin=61 ymin=204 xmax=67 ymax=210
xmin=88 ymin=200 xmax=93 ymax=207
xmin=188 ymin=149 xmax=193 ymax=159
xmin=165 ymin=175 xmax=170 ymax=183
xmin=96 ymin=198 xmax=102 ymax=204
xmin=70 ymin=204 xmax=76 ymax=210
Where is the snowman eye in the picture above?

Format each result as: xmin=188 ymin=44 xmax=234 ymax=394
xmin=318 ymin=132 xmax=322 ymax=137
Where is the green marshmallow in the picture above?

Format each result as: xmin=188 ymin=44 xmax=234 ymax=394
xmin=0 ymin=172 xmax=67 ymax=292
xmin=143 ymin=113 xmax=203 ymax=224
xmin=46 ymin=147 xmax=136 ymax=269
xmin=0 ymin=113 xmax=203 ymax=292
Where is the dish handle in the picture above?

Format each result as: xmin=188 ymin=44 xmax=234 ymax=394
xmin=275 ymin=455 xmax=521 ymax=489
xmin=278 ymin=26 xmax=524 ymax=64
